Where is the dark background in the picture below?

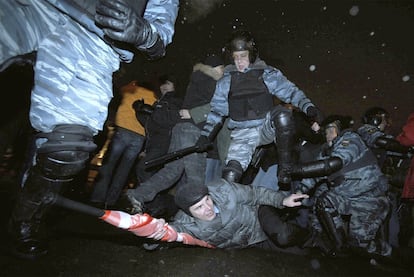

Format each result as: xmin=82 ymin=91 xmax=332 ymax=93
xmin=118 ymin=0 xmax=414 ymax=135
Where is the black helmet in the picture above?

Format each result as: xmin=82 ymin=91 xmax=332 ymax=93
xmin=322 ymin=115 xmax=354 ymax=133
xmin=362 ymin=107 xmax=389 ymax=127
xmin=227 ymin=30 xmax=258 ymax=63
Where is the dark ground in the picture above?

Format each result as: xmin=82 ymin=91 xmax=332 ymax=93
xmin=0 ymin=171 xmax=413 ymax=277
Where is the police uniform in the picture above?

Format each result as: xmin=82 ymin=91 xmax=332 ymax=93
xmin=301 ymin=130 xmax=392 ymax=256
xmin=0 ymin=0 xmax=178 ymax=259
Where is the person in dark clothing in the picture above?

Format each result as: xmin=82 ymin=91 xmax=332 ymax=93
xmin=90 ymin=83 xmax=157 ymax=207
xmin=124 ymin=54 xmax=226 ymax=215
xmin=180 ymin=55 xmax=231 ymax=183
xmin=2 ymin=0 xmax=179 ymax=260
xmin=357 ymin=107 xmax=413 ymax=247
xmin=135 ymin=74 xmax=182 ymax=183
xmin=133 ymin=75 xmax=182 ymax=219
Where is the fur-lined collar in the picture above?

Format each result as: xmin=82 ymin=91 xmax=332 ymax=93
xmin=193 ymin=63 xmax=223 ymax=81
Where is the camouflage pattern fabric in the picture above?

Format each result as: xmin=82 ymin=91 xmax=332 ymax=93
xmin=303 ymin=131 xmax=392 ymax=255
xmin=0 ymin=0 xmax=178 ymax=134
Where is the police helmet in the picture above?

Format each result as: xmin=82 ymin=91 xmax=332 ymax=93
xmin=362 ymin=107 xmax=389 ymax=127
xmin=227 ymin=30 xmax=258 ymax=63
xmin=322 ymin=115 xmax=354 ymax=133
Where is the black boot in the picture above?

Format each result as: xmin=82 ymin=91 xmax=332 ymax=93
xmin=8 ymin=186 xmax=50 ymax=260
xmin=8 ymin=168 xmax=64 ymax=259
xmin=302 ymin=230 xmax=339 ymax=257
xmin=8 ymin=219 xmax=48 ymax=259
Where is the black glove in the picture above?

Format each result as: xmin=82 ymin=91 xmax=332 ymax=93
xmin=95 ymin=0 xmax=161 ymax=51
xmin=306 ymin=106 xmax=324 ymax=124
xmin=133 ymin=100 xmax=153 ymax=126
xmin=133 ymin=100 xmax=153 ymax=115
xmin=195 ymin=135 xmax=212 ymax=152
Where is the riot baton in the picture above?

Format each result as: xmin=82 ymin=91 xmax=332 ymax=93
xmin=144 ymin=120 xmax=223 ymax=169
xmin=144 ymin=142 xmax=212 ymax=169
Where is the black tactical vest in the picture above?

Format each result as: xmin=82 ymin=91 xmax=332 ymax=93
xmin=228 ymin=69 xmax=273 ymax=121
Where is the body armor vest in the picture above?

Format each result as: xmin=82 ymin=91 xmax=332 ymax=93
xmin=228 ymin=69 xmax=273 ymax=121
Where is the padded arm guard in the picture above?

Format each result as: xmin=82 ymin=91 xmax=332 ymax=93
xmin=292 ymin=157 xmax=343 ymax=178
xmin=375 ymin=136 xmax=410 ymax=154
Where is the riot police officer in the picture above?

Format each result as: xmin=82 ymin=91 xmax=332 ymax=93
xmin=0 ymin=0 xmax=179 ymax=259
xmin=357 ymin=107 xmax=413 ymax=247
xmin=292 ymin=115 xmax=392 ymax=258
xmin=197 ymin=30 xmax=323 ymax=186
xmin=358 ymin=107 xmax=410 ymax=169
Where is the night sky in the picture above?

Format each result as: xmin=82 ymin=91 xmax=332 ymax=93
xmin=119 ymin=0 xmax=414 ymax=135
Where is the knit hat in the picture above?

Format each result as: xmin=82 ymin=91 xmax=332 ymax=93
xmin=174 ymin=183 xmax=209 ymax=215
xmin=204 ymin=55 xmax=224 ymax=68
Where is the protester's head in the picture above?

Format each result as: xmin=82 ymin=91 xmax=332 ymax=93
xmin=158 ymin=74 xmax=176 ymax=95
xmin=227 ymin=29 xmax=257 ymax=71
xmin=204 ymin=54 xmax=224 ymax=68
xmin=362 ymin=106 xmax=390 ymax=131
xmin=204 ymin=54 xmax=225 ymax=77
xmin=174 ymin=183 xmax=216 ymax=221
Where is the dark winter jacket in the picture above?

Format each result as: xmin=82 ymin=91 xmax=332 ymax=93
xmin=182 ymin=63 xmax=223 ymax=112
xmin=182 ymin=62 xmax=230 ymax=160
xmin=147 ymin=91 xmax=182 ymax=136
xmin=144 ymin=91 xmax=182 ymax=154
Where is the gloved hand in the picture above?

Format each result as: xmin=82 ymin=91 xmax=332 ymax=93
xmin=133 ymin=99 xmax=153 ymax=115
xmin=306 ymin=106 xmax=324 ymax=124
xmin=195 ymin=135 xmax=212 ymax=152
xmin=95 ymin=0 xmax=158 ymax=49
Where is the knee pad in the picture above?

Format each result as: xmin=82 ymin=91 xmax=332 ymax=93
xmin=270 ymin=106 xmax=294 ymax=132
xmin=271 ymin=108 xmax=295 ymax=185
xmin=222 ymin=160 xmax=243 ymax=183
xmin=35 ymin=124 xmax=96 ymax=181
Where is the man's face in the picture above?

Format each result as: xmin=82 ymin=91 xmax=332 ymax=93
xmin=160 ymin=80 xmax=174 ymax=95
xmin=378 ymin=114 xmax=390 ymax=132
xmin=189 ymin=195 xmax=216 ymax=221
xmin=232 ymin=50 xmax=250 ymax=72
xmin=325 ymin=126 xmax=338 ymax=146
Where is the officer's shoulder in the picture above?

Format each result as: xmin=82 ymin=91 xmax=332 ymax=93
xmin=338 ymin=131 xmax=360 ymax=145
